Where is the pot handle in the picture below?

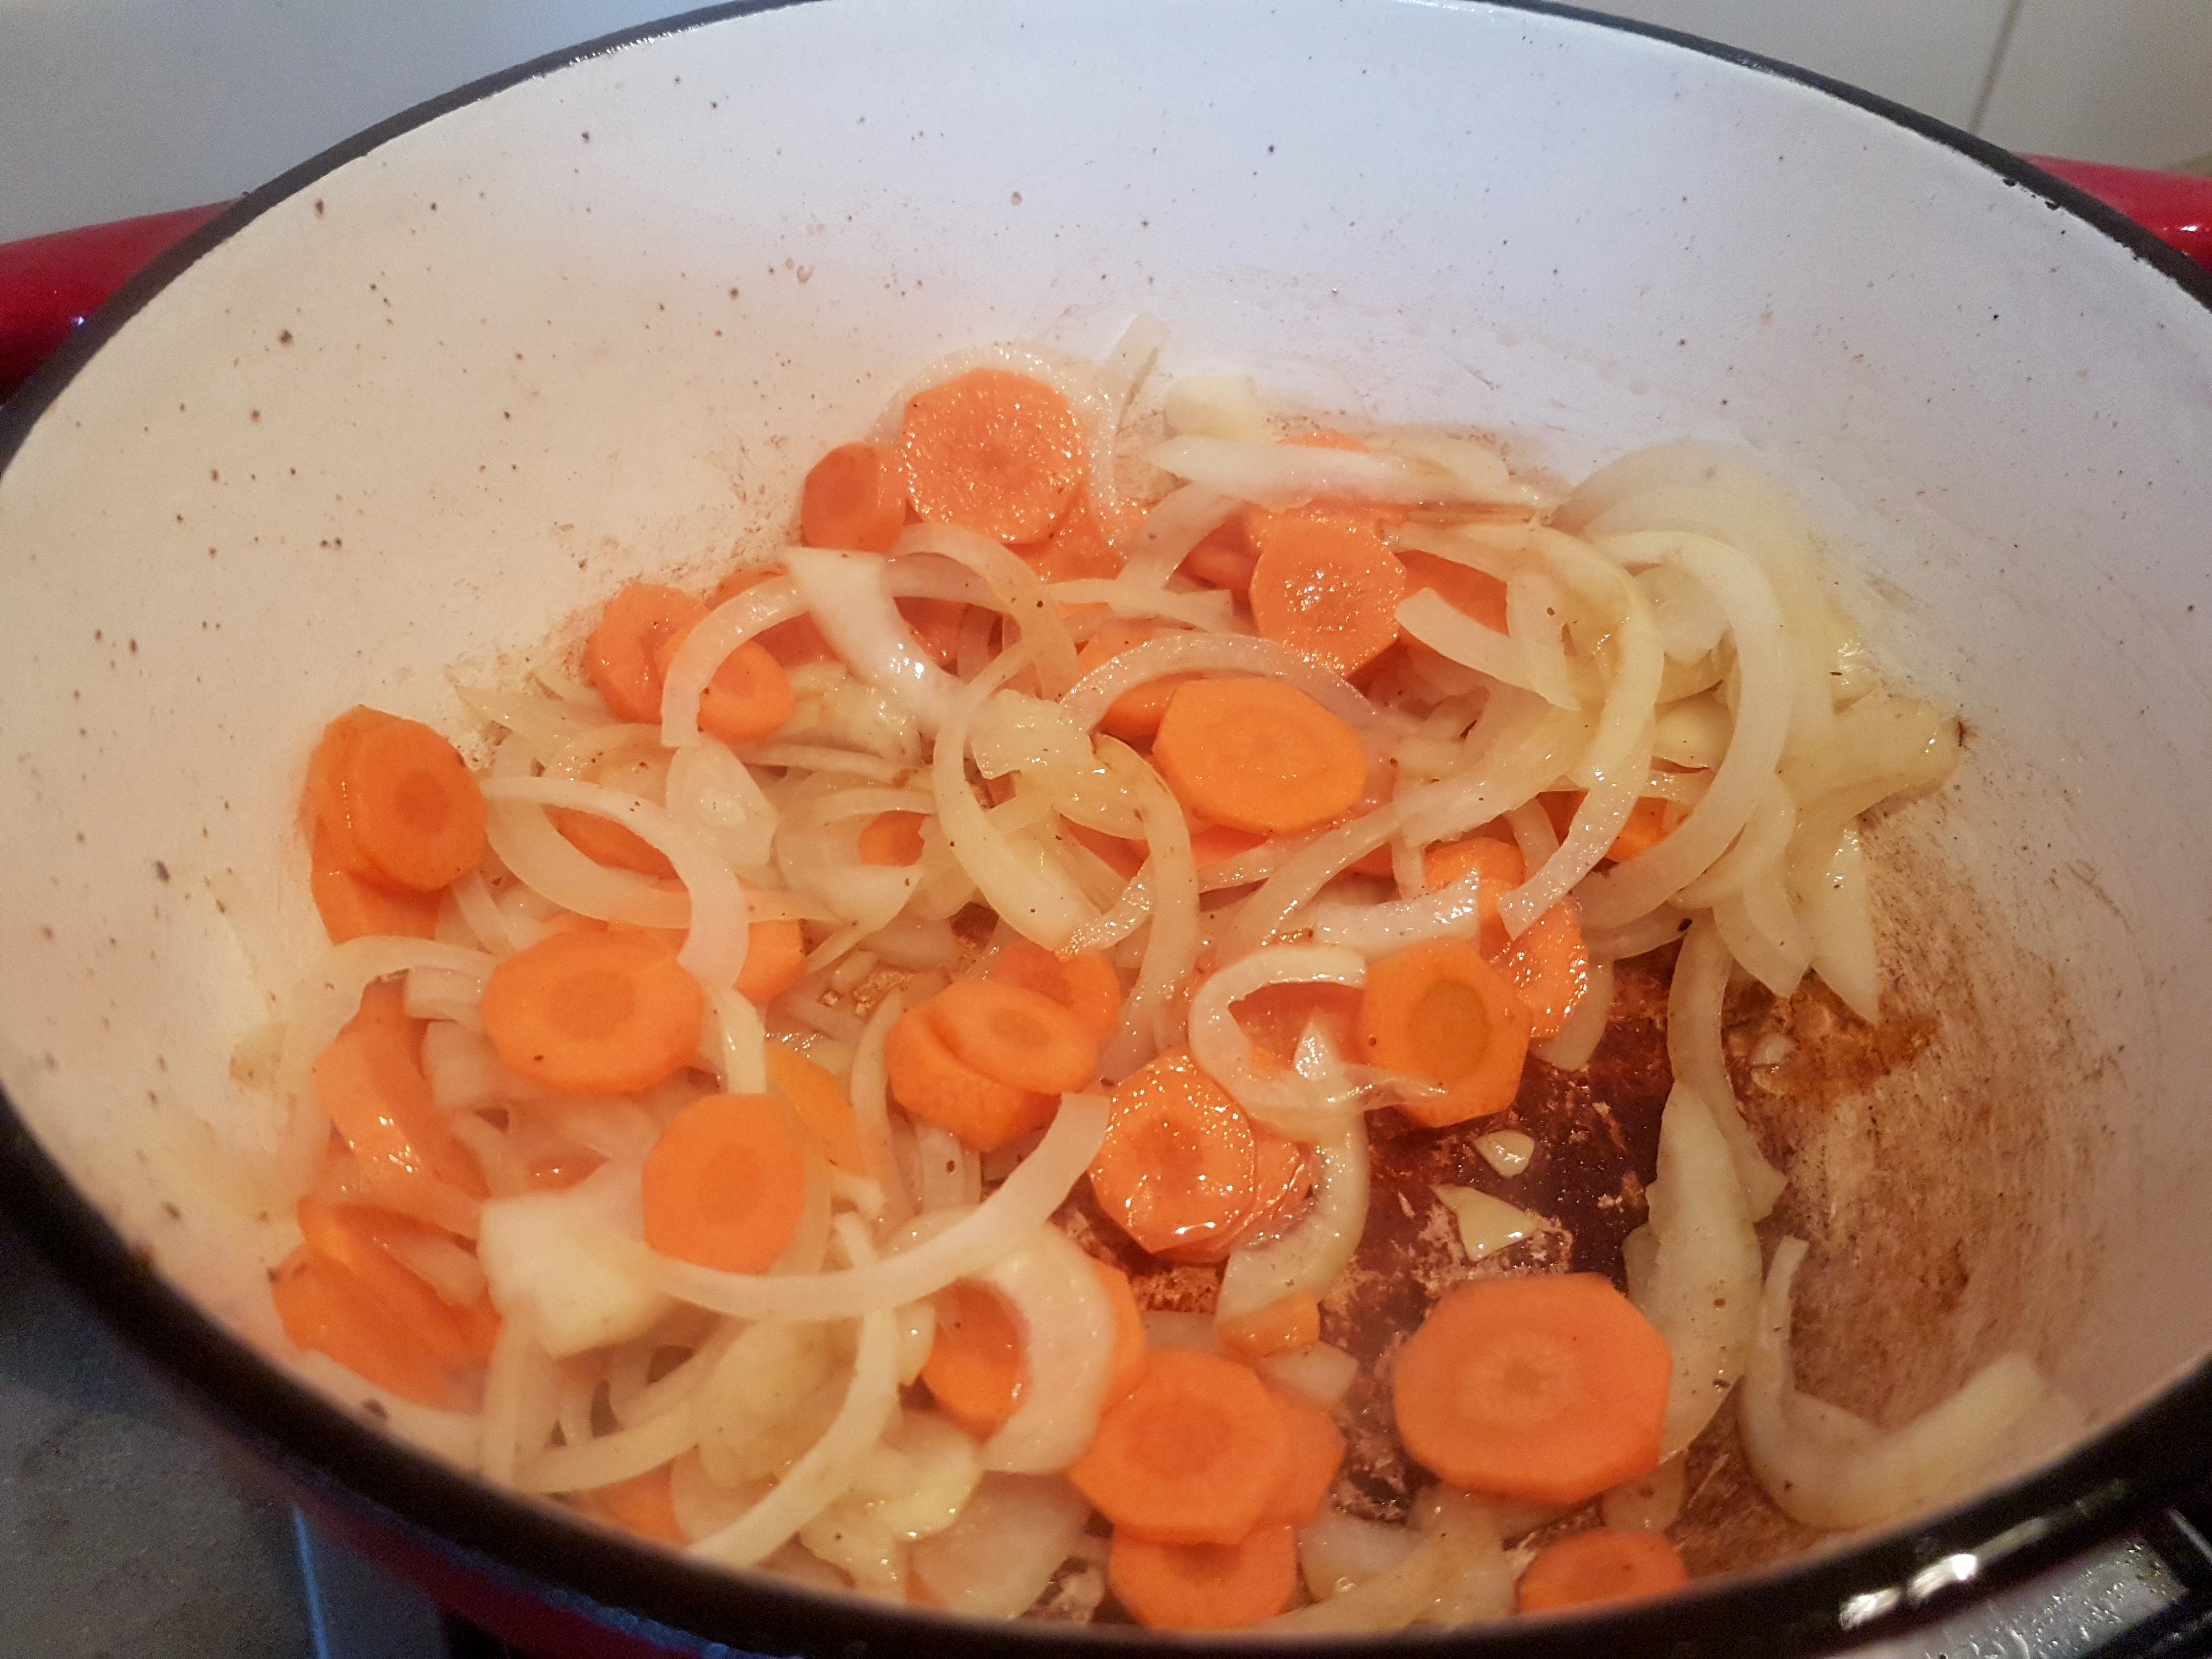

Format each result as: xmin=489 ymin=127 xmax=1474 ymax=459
xmin=4 ymin=159 xmax=2212 ymax=405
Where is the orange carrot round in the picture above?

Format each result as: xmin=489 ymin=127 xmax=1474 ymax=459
xmin=1218 ymin=1293 xmax=1322 ymax=1364
xmin=924 ymin=979 xmax=1101 ymax=1095
xmin=1022 ymin=494 xmax=1121 ymax=582
xmin=1517 ymin=1527 xmax=1690 ymax=1613
xmin=654 ymin=619 xmax=794 ymax=747
xmin=1090 ymin=1051 xmax=1257 ymax=1258
xmin=763 ymin=1043 xmax=868 ymax=1175
xmin=305 ymin=706 xmax=394 ymax=882
xmin=588 ymin=584 xmax=707 ymax=724
xmin=641 ymin=1093 xmax=807 ymax=1273
xmin=554 ymin=806 xmax=678 ymax=879
xmin=900 ymin=368 xmax=1085 ymax=543
xmin=800 ymin=441 xmax=909 ymax=554
xmin=986 ymin=939 xmax=1122 ymax=1045
xmin=1496 ymin=899 xmax=1590 ymax=1045
xmin=1152 ymin=678 xmax=1365 ymax=836
xmin=1360 ymin=938 xmax=1532 ymax=1126
xmin=1183 ymin=517 xmax=1256 ymax=600
xmin=1423 ymin=833 xmax=1523 ymax=957
xmin=1254 ymin=1385 xmax=1345 ymax=1527
xmin=314 ymin=983 xmax=487 ymax=1199
xmin=731 ymin=902 xmax=807 ymax=1007
xmin=1109 ymin=1523 xmax=1299 ymax=1630
xmin=1246 ymin=507 xmax=1408 ymax=675
xmin=922 ymin=1280 xmax=1023 ymax=1437
xmin=314 ymin=710 xmax=487 ymax=893
xmin=309 ymin=822 xmax=441 ymax=944
xmin=1075 ymin=618 xmax=1195 ymax=740
xmin=885 ymin=1004 xmax=1054 ymax=1153
xmin=1186 ymin=819 xmax=1269 ymax=867
xmin=1392 ymin=1274 xmax=1671 ymax=1506
xmin=271 ymin=1246 xmax=457 ymax=1408
xmin=1069 ymin=1347 xmax=1289 ymax=1545
xmin=294 ymin=1198 xmax=498 ymax=1369
xmin=480 ymin=930 xmax=704 ymax=1094
xmin=856 ymin=810 xmax=926 ymax=867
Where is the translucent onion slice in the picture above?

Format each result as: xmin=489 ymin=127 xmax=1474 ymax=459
xmin=1219 ymin=803 xmax=1406 ymax=962
xmin=664 ymin=740 xmax=779 ymax=871
xmin=623 ymin=1094 xmax=1108 ymax=1321
xmin=1740 ymin=1238 xmax=2052 ymax=1531
xmin=909 ymin=1474 xmax=1094 ymax=1617
xmin=1672 ymin=775 xmax=1797 ymax=910
xmin=1395 ymin=590 xmax=1569 ymax=708
xmin=1216 ymin=1120 xmax=1369 ymax=1321
xmin=975 ymin=1224 xmax=1118 ymax=1474
xmin=784 ymin=548 xmax=966 ymax=733
xmin=1796 ymin=824 xmax=1879 ymax=1022
xmin=847 ymin=992 xmax=912 ymax=1229
xmin=1046 ymin=577 xmax=1237 ymax=632
xmin=516 ymin=1392 xmax=700 ymax=1494
xmin=1116 ymin=481 xmax=1238 ymax=586
xmin=482 ymin=742 xmax=689 ymax=930
xmin=1259 ymin=1341 xmax=1361 ymax=1408
xmin=1299 ymin=1508 xmax=1421 ymax=1603
xmin=1148 ymin=435 xmax=1545 ymax=510
xmin=1098 ymin=311 xmax=1167 ymax=420
xmin=1531 ymin=956 xmax=1613 ymax=1073
xmin=1058 ymin=631 xmax=1389 ymax=746
xmin=1574 ymin=532 xmax=1792 ymax=930
xmin=481 ymin=775 xmax=749 ymax=990
xmin=893 ymin=523 xmax=1080 ymax=695
xmin=1713 ymin=867 xmax=1816 ymax=1000
xmin=1187 ymin=944 xmax=1367 ymax=1138
xmin=703 ymin=985 xmax=769 ymax=1094
xmin=480 ymin=1307 xmax=555 ymax=1486
xmin=277 ymin=937 xmax=497 ymax=1189
xmin=689 ymin=1218 xmax=902 ymax=1568
xmin=1269 ymin=1488 xmax=1506 ymax=1632
xmin=933 ymin=647 xmax=1098 ymax=951
xmin=1667 ymin=917 xmax=1787 ymax=1219
xmin=1163 ymin=374 xmax=1271 ymax=442
xmin=1632 ymin=1086 xmax=1763 ymax=1458
xmin=1096 ymin=742 xmax=1201 ymax=1080
xmin=659 ymin=573 xmax=805 ymax=748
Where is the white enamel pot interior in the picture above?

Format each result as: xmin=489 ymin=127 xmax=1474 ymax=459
xmin=3 ymin=1 xmax=2211 ymax=1654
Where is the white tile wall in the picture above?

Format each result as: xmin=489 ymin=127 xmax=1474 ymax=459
xmin=1 ymin=0 xmax=2209 ymax=242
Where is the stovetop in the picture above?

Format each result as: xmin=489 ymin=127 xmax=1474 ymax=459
xmin=1 ymin=1215 xmax=2203 ymax=1659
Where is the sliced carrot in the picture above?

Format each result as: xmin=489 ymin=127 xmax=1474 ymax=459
xmin=309 ymin=821 xmax=441 ymax=943
xmin=1242 ymin=1127 xmax=1314 ymax=1235
xmin=924 ymin=979 xmax=1101 ymax=1094
xmin=314 ymin=983 xmax=487 ymax=1199
xmin=856 ymin=810 xmax=926 ymax=867
xmin=552 ymin=807 xmax=678 ymax=879
xmin=1089 ymin=1050 xmax=1256 ymax=1258
xmin=1254 ymin=1386 xmax=1344 ymax=1527
xmin=1183 ymin=517 xmax=1256 ymax=601
xmin=1392 ymin=1274 xmax=1671 ymax=1506
xmin=590 ymin=1466 xmax=690 ymax=1549
xmin=1541 ymin=791 xmax=1677 ymax=866
xmin=1187 ymin=819 xmax=1270 ymax=867
xmin=1218 ymin=1294 xmax=1322 ymax=1365
xmin=1496 ymin=898 xmax=1590 ymax=1045
xmin=480 ymin=930 xmax=704 ymax=1095
xmin=588 ymin=584 xmax=708 ymax=724
xmin=641 ymin=1093 xmax=807 ymax=1273
xmin=763 ymin=1042 xmax=869 ymax=1176
xmin=1423 ymin=832 xmax=1524 ymax=957
xmin=800 ymin=441 xmax=908 ymax=554
xmin=1153 ymin=678 xmax=1365 ymax=837
xmin=1109 ymin=1524 xmax=1298 ymax=1631
xmin=1089 ymin=1256 xmax=1149 ymax=1403
xmin=1517 ymin=1527 xmax=1690 ymax=1613
xmin=654 ymin=619 xmax=794 ymax=747
xmin=1361 ymin=938 xmax=1532 ymax=1126
xmin=1234 ymin=980 xmax=1363 ymax=1069
xmin=295 ymin=1198 xmax=498 ymax=1369
xmin=899 ymin=596 xmax=968 ymax=669
xmin=884 ymin=1005 xmax=1054 ymax=1153
xmin=1022 ymin=493 xmax=1121 ymax=582
xmin=731 ymin=902 xmax=808 ymax=1007
xmin=1401 ymin=546 xmax=1510 ymax=633
xmin=270 ymin=1246 xmax=456 ymax=1408
xmin=709 ymin=566 xmax=838 ymax=668
xmin=312 ymin=708 xmax=487 ymax=893
xmin=1070 ymin=1347 xmax=1289 ymax=1545
xmin=900 ymin=368 xmax=1085 ymax=544
xmin=922 ymin=1280 xmax=1024 ymax=1437
xmin=1075 ymin=618 xmax=1195 ymax=741
xmin=1246 ymin=506 xmax=1408 ymax=676
xmin=986 ymin=940 xmax=1123 ymax=1045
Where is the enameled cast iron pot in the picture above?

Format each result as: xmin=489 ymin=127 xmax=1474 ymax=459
xmin=3 ymin=2 xmax=2211 ymax=1653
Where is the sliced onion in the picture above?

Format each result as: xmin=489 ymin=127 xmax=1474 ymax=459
xmin=482 ymin=742 xmax=688 ymax=929
xmin=774 ymin=778 xmax=929 ymax=932
xmin=1116 ymin=481 xmax=1238 ymax=586
xmin=659 ymin=574 xmax=805 ymax=748
xmin=689 ymin=1220 xmax=902 ymax=1568
xmin=893 ymin=523 xmax=1080 ymax=695
xmin=1396 ymin=589 xmax=1566 ymax=707
xmin=480 ymin=1307 xmax=556 ymax=1486
xmin=847 ymin=991 xmax=912 ymax=1229
xmin=703 ymin=985 xmax=769 ymax=1094
xmin=1217 ymin=1120 xmax=1369 ymax=1320
xmin=1368 ymin=430 xmax=1544 ymax=509
xmin=1187 ymin=944 xmax=1367 ymax=1137
xmin=909 ymin=1474 xmax=1093 ymax=1617
xmin=1634 ymin=1086 xmax=1763 ymax=1458
xmin=1269 ymin=1488 xmax=1505 ymax=1631
xmin=1149 ymin=435 xmax=1544 ymax=509
xmin=1740 ymin=1238 xmax=2052 ymax=1530
xmin=912 ymin=1119 xmax=980 ymax=1212
xmin=1098 ymin=311 xmax=1167 ymax=419
xmin=1713 ymin=867 xmax=1815 ymax=999
xmin=664 ymin=741 xmax=779 ymax=870
xmin=1667 ymin=917 xmax=1787 ymax=1219
xmin=1259 ymin=1341 xmax=1360 ymax=1408
xmin=482 ymin=775 xmax=749 ymax=990
xmin=625 ymin=1095 xmax=1108 ymax=1321
xmin=785 ymin=548 xmax=966 ymax=732
xmin=1059 ymin=631 xmax=1389 ymax=745
xmin=1531 ymin=956 xmax=1613 ymax=1072
xmin=1046 ymin=579 xmax=1235 ymax=634
xmin=1218 ymin=803 xmax=1405 ymax=961
xmin=975 ymin=1224 xmax=1117 ymax=1473
xmin=1673 ymin=775 xmax=1797 ymax=910
xmin=1574 ymin=533 xmax=1792 ymax=930
xmin=1796 ymin=824 xmax=1878 ymax=1022
xmin=516 ymin=1394 xmax=699 ymax=1494
xmin=1299 ymin=1508 xmax=1421 ymax=1603
xmin=933 ymin=647 xmax=1097 ymax=951
xmin=1163 ymin=374 xmax=1272 ymax=442
xmin=1096 ymin=742 xmax=1200 ymax=1080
